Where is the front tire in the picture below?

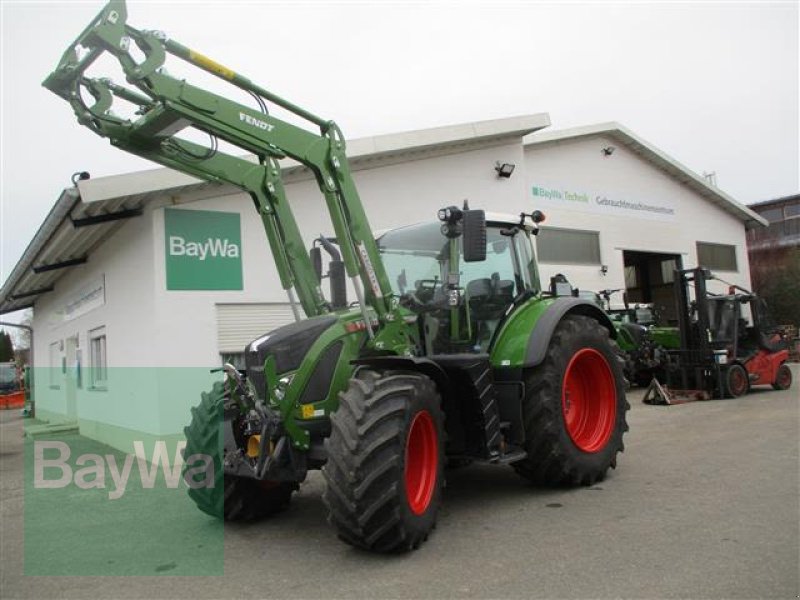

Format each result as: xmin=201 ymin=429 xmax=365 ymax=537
xmin=322 ymin=371 xmax=443 ymax=552
xmin=513 ymin=315 xmax=629 ymax=486
xmin=183 ymin=381 xmax=295 ymax=521
xmin=723 ymin=364 xmax=749 ymax=398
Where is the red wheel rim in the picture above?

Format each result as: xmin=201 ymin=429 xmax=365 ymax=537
xmin=729 ymin=367 xmax=748 ymax=396
xmin=562 ymin=348 xmax=617 ymax=453
xmin=404 ymin=410 xmax=438 ymax=515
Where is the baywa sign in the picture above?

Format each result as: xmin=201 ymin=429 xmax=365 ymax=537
xmin=165 ymin=208 xmax=243 ymax=290
xmin=531 ymin=183 xmax=677 ymax=221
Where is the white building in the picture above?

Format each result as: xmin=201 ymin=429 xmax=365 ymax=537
xmin=0 ymin=115 xmax=766 ymax=449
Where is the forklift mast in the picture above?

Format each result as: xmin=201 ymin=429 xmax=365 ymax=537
xmin=43 ymin=0 xmax=406 ymax=347
xmin=674 ymin=267 xmax=713 ymax=354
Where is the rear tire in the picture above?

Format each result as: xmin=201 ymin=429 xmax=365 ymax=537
xmin=183 ymin=381 xmax=295 ymax=521
xmin=513 ymin=315 xmax=629 ymax=486
xmin=723 ymin=364 xmax=749 ymax=398
xmin=772 ymin=363 xmax=792 ymax=391
xmin=322 ymin=370 xmax=443 ymax=552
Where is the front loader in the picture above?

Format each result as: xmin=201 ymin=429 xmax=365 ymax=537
xmin=44 ymin=0 xmax=629 ymax=552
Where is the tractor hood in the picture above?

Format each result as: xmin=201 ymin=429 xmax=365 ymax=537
xmin=245 ymin=315 xmax=339 ymax=401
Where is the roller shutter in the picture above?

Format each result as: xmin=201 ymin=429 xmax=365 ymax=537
xmin=216 ymin=303 xmax=296 ymax=353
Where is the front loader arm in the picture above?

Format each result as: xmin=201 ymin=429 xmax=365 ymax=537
xmin=119 ymin=133 xmax=327 ymax=317
xmin=44 ymin=0 xmax=401 ymax=336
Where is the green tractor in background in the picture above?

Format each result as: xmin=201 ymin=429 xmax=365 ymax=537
xmin=45 ymin=1 xmax=629 ymax=553
xmin=598 ymin=290 xmax=680 ymax=387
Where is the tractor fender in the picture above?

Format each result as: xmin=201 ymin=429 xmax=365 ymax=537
xmin=525 ymin=298 xmax=616 ymax=367
xmin=351 ymin=356 xmax=450 ymax=398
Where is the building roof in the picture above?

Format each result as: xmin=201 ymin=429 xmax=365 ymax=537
xmin=524 ymin=122 xmax=768 ymax=230
xmin=0 ymin=114 xmax=550 ymax=315
xmin=747 ymin=193 xmax=800 ymax=210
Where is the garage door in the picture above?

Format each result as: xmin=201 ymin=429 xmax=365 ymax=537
xmin=216 ymin=303 xmax=296 ymax=354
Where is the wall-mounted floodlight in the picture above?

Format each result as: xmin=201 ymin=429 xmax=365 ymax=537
xmin=602 ymin=146 xmax=615 ymax=156
xmin=71 ymin=171 xmax=91 ymax=185
xmin=495 ymin=162 xmax=515 ymax=178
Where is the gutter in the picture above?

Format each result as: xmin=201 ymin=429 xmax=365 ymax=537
xmin=0 ymin=187 xmax=80 ymax=311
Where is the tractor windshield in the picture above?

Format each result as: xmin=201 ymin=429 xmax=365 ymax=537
xmin=378 ymin=222 xmax=538 ymax=299
xmin=378 ymin=221 xmax=539 ymax=353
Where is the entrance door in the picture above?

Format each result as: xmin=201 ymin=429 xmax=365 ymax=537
xmin=622 ymin=251 xmax=683 ymax=325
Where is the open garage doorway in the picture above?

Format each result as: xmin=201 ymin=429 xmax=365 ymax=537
xmin=622 ymin=250 xmax=683 ymax=325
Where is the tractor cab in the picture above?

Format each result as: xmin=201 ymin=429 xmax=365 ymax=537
xmin=377 ymin=212 xmax=541 ymax=354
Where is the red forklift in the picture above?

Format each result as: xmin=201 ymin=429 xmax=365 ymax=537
xmin=663 ymin=268 xmax=792 ymax=398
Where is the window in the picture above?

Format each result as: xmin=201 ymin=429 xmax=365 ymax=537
xmin=696 ymin=242 xmax=737 ymax=271
xmin=89 ymin=327 xmax=107 ymax=389
xmin=758 ymin=207 xmax=783 ymax=222
xmin=660 ymin=258 xmax=678 ymax=284
xmin=624 ymin=266 xmax=638 ymax=289
xmin=536 ymin=228 xmax=601 ymax=265
xmin=48 ymin=341 xmax=61 ymax=388
xmin=460 ymin=233 xmax=518 ymax=293
xmin=785 ymin=203 xmax=800 ymax=218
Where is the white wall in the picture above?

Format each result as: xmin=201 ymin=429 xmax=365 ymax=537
xmin=29 ymin=131 xmax=756 ymax=434
xmin=32 ymin=203 xmax=160 ymax=429
xmin=146 ymin=140 xmax=527 ymax=367
xmin=33 ymin=205 xmax=158 ymax=368
xmin=523 ymin=135 xmax=753 ymax=295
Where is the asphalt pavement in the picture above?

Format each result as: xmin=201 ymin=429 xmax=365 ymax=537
xmin=1 ymin=365 xmax=798 ymax=599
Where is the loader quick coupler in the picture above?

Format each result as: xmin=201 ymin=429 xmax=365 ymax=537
xmin=223 ymin=401 xmax=306 ymax=483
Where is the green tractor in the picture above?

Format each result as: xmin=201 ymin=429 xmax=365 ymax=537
xmin=45 ymin=1 xmax=629 ymax=552
xmin=598 ymin=290 xmax=680 ymax=387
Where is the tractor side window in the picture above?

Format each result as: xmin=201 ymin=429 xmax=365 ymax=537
xmin=460 ymin=230 xmax=518 ymax=350
xmin=381 ymin=253 xmax=442 ymax=296
xmin=459 ymin=231 xmax=516 ymax=296
xmin=515 ymin=233 xmax=540 ymax=293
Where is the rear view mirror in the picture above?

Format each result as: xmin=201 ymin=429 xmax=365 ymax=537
xmin=328 ymin=260 xmax=347 ymax=309
xmin=462 ymin=209 xmax=486 ymax=263
xmin=310 ymin=247 xmax=322 ymax=282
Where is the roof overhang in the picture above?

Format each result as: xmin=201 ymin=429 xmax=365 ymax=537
xmin=524 ymin=122 xmax=768 ymax=230
xmin=76 ymin=113 xmax=551 ymax=204
xmin=1 ymin=114 xmax=550 ymax=314
xmin=747 ymin=193 xmax=800 ymax=210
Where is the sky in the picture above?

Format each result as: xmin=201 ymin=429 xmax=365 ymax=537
xmin=0 ymin=0 xmax=798 ymax=326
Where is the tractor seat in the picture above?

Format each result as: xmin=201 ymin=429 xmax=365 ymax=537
xmin=467 ymin=276 xmax=514 ymax=322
